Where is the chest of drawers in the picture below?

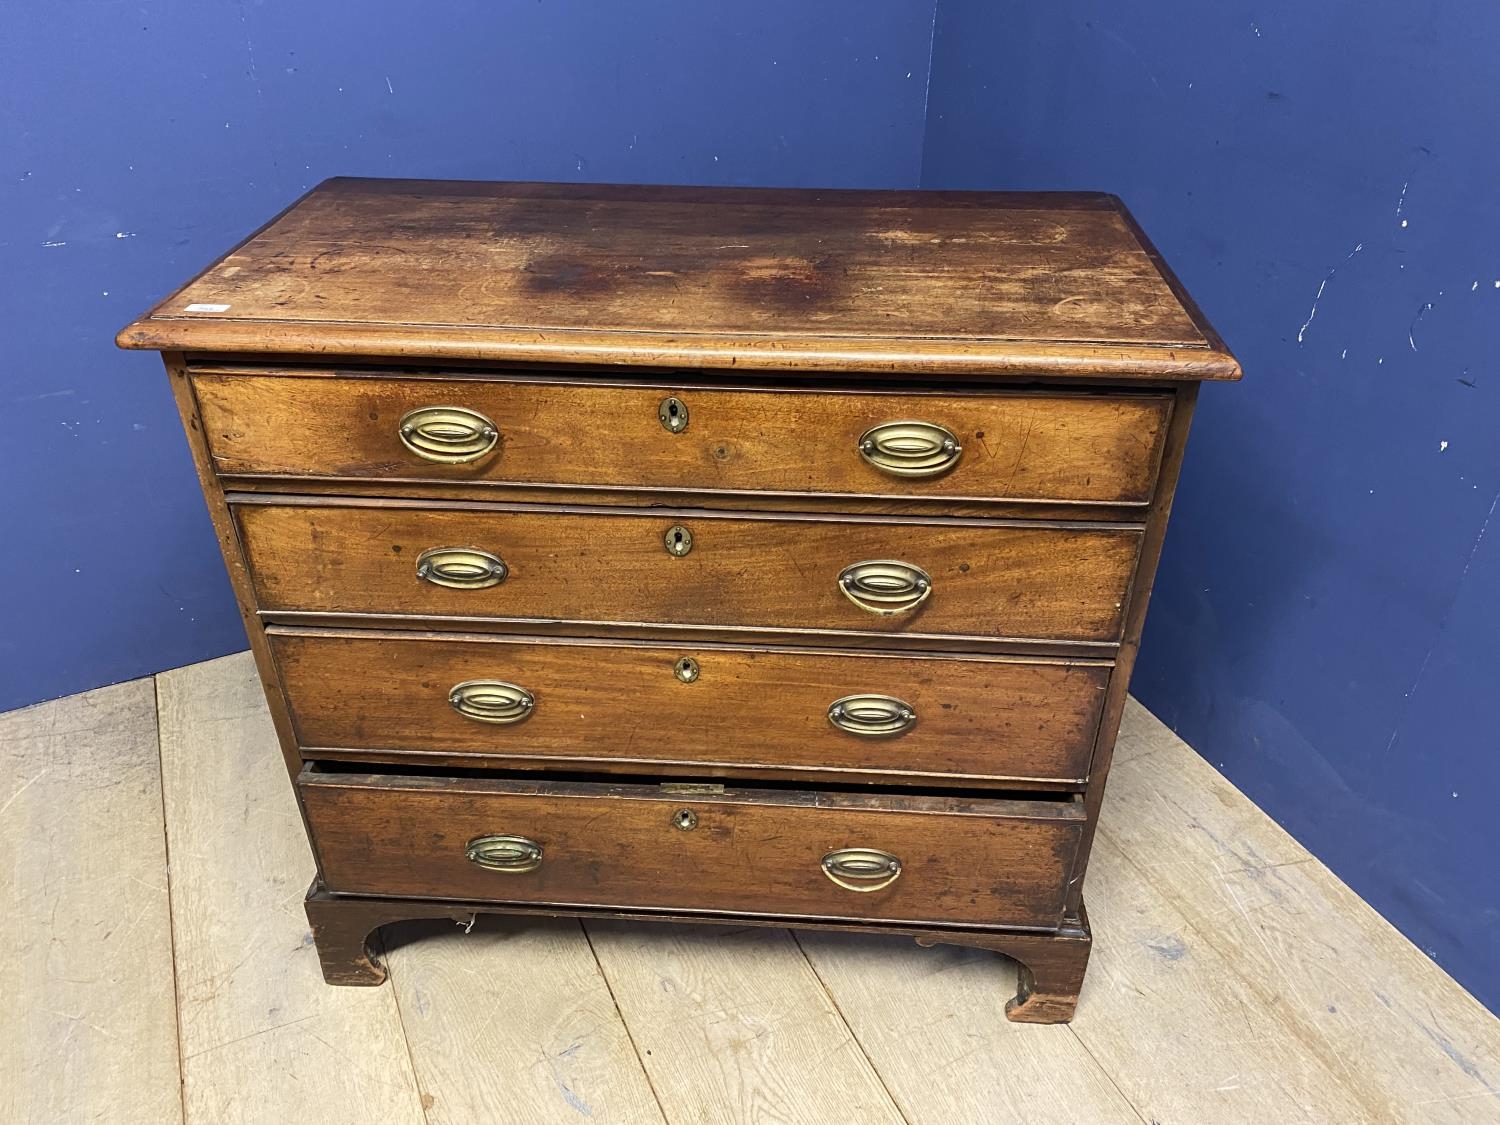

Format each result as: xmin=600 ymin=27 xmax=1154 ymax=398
xmin=119 ymin=179 xmax=1238 ymax=1023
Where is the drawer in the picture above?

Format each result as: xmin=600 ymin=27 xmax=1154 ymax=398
xmin=236 ymin=500 xmax=1142 ymax=647
xmin=193 ymin=370 xmax=1171 ymax=508
xmin=270 ymin=629 xmax=1110 ymax=785
xmin=299 ymin=768 xmax=1085 ymax=928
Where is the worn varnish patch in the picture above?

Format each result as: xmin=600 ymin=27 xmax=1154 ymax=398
xmin=118 ymin=179 xmax=1240 ymax=378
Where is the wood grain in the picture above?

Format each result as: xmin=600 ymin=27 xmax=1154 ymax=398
xmin=300 ymin=884 xmax=1090 ymax=1021
xmin=583 ymin=922 xmax=908 ymax=1124
xmin=299 ymin=770 xmax=1084 ymax=927
xmin=382 ymin=916 xmax=665 ymax=1124
xmin=192 ymin=369 xmax=1171 ymax=507
xmin=270 ymin=628 xmax=1110 ymax=785
xmin=1063 ymin=380 xmax=1196 ymax=912
xmin=1073 ymin=833 xmax=1382 ymax=1123
xmin=1099 ymin=703 xmax=1500 ymax=1123
xmin=796 ymin=930 xmax=1139 ymax=1123
xmin=235 ymin=500 xmax=1143 ymax=645
xmin=156 ymin=653 xmax=426 ymax=1124
xmin=163 ymin=352 xmax=305 ymax=783
xmin=216 ymin=472 xmax=1150 ymax=523
xmin=117 ymin=179 xmax=1240 ymax=380
xmin=0 ymin=680 xmax=182 ymax=1125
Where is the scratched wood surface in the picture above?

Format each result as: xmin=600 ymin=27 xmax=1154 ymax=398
xmin=190 ymin=370 xmax=1173 ymax=508
xmin=5 ymin=655 xmax=1498 ymax=1124
xmin=235 ymin=500 xmax=1143 ymax=646
xmin=0 ymin=681 xmax=182 ymax=1125
xmin=271 ymin=628 xmax=1109 ymax=786
xmin=382 ymin=915 xmax=666 ymax=1124
xmin=155 ymin=656 xmax=426 ymax=1124
xmin=583 ymin=922 xmax=907 ymax=1124
xmin=116 ymin=179 xmax=1242 ymax=379
xmin=1095 ymin=699 xmax=1500 ymax=1123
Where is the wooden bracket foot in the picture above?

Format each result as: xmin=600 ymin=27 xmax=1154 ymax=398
xmin=912 ymin=908 xmax=1091 ymax=1023
xmin=302 ymin=881 xmax=1091 ymax=1021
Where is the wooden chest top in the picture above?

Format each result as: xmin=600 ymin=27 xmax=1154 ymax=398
xmin=117 ymin=178 xmax=1238 ymax=381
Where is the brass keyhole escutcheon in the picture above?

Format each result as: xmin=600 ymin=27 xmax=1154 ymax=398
xmin=672 ymin=808 xmax=699 ymax=831
xmin=658 ymin=396 xmax=689 ymax=433
xmin=664 ymin=524 xmax=693 ymax=557
xmin=674 ymin=656 xmax=700 ymax=683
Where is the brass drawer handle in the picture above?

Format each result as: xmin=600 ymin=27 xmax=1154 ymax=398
xmin=858 ymin=421 xmax=962 ymax=479
xmin=828 ymin=694 xmax=917 ymax=737
xmin=465 ymin=834 xmax=543 ymax=874
xmin=416 ymin=547 xmax=508 ymax=589
xmin=837 ymin=560 xmax=932 ymax=615
xmin=822 ymin=848 xmax=902 ymax=892
xmin=448 ymin=680 xmax=535 ymax=724
xmin=398 ymin=405 xmax=500 ymax=464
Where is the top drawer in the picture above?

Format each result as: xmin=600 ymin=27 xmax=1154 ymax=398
xmin=190 ymin=370 xmax=1171 ymax=509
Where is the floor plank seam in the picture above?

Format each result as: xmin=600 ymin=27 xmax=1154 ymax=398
xmin=379 ymin=938 xmax=434 ymax=1122
xmin=152 ymin=674 xmax=191 ymax=1125
xmin=788 ymin=930 xmax=913 ymax=1125
xmin=1064 ymin=1024 xmax=1153 ymax=1125
xmin=577 ymin=920 xmax=672 ymax=1124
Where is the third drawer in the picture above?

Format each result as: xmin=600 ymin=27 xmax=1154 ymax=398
xmin=270 ymin=629 xmax=1111 ymax=785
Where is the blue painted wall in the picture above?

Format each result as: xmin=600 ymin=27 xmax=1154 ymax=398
xmin=0 ymin=1 xmax=937 ymax=713
xmin=921 ymin=1 xmax=1500 ymax=1011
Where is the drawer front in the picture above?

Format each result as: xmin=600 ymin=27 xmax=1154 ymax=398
xmin=271 ymin=630 xmax=1110 ymax=784
xmin=300 ymin=771 xmax=1084 ymax=928
xmin=237 ymin=502 xmax=1142 ymax=645
xmin=194 ymin=371 xmax=1171 ymax=507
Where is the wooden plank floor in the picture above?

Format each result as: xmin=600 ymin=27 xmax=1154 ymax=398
xmin=4 ymin=651 xmax=1498 ymax=1124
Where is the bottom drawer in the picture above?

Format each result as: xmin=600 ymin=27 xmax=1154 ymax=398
xmin=300 ymin=768 xmax=1084 ymax=929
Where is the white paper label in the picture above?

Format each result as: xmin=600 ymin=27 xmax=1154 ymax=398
xmin=184 ymin=302 xmax=232 ymax=313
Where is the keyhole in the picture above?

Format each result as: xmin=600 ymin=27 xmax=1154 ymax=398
xmin=658 ymin=396 xmax=689 ymax=433
xmin=664 ymin=524 xmax=693 ymax=557
xmin=672 ymin=808 xmax=698 ymax=831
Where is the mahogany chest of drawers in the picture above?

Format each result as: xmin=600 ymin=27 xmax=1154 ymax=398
xmin=119 ymin=178 xmax=1238 ymax=1023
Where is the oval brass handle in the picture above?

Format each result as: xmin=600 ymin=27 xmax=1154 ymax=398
xmin=837 ymin=560 xmax=932 ymax=615
xmin=398 ymin=405 xmax=500 ymax=464
xmin=416 ymin=547 xmax=508 ymax=589
xmin=858 ymin=421 xmax=962 ymax=479
xmin=449 ymin=680 xmax=535 ymax=724
xmin=828 ymin=694 xmax=917 ymax=737
xmin=822 ymin=848 xmax=902 ymax=892
xmin=465 ymin=834 xmax=543 ymax=874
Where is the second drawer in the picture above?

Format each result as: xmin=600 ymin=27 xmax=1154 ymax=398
xmin=235 ymin=500 xmax=1142 ymax=648
xmin=271 ymin=629 xmax=1110 ymax=785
